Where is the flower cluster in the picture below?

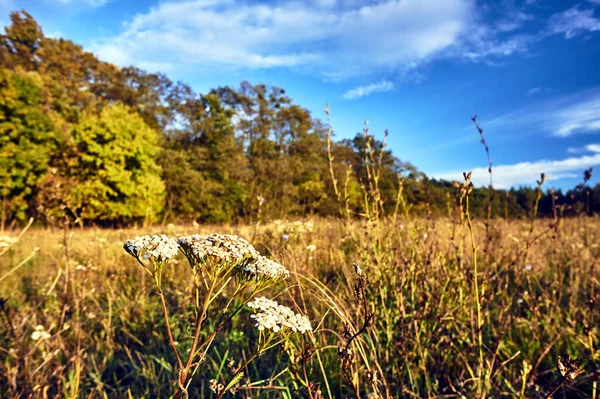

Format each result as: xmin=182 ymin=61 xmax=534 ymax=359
xmin=177 ymin=234 xmax=259 ymax=268
xmin=240 ymin=256 xmax=289 ymax=282
xmin=124 ymin=235 xmax=179 ymax=262
xmin=265 ymin=219 xmax=315 ymax=238
xmin=0 ymin=235 xmax=18 ymax=249
xmin=31 ymin=325 xmax=51 ymax=341
xmin=248 ymin=296 xmax=312 ymax=334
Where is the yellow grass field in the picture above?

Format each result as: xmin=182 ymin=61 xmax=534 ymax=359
xmin=1 ymin=216 xmax=598 ymax=398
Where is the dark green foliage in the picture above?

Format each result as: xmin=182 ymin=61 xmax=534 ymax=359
xmin=0 ymin=68 xmax=57 ymax=223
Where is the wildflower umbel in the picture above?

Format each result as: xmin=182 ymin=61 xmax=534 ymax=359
xmin=177 ymin=234 xmax=259 ymax=272
xmin=248 ymin=296 xmax=312 ymax=334
xmin=31 ymin=325 xmax=51 ymax=341
xmin=239 ymin=256 xmax=289 ymax=282
xmin=124 ymin=235 xmax=179 ymax=263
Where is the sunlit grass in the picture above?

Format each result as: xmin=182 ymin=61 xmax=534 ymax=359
xmin=0 ymin=215 xmax=598 ymax=398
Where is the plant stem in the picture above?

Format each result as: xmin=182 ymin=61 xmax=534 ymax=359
xmin=465 ymin=194 xmax=484 ymax=396
xmin=158 ymin=291 xmax=183 ymax=370
xmin=178 ymin=282 xmax=215 ymax=392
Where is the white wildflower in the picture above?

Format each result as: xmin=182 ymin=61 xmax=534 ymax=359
xmin=524 ymin=265 xmax=532 ymax=271
xmin=31 ymin=325 xmax=51 ymax=341
xmin=178 ymin=234 xmax=259 ymax=269
xmin=123 ymin=235 xmax=179 ymax=262
xmin=306 ymin=244 xmax=316 ymax=252
xmin=0 ymin=235 xmax=18 ymax=248
xmin=248 ymin=296 xmax=312 ymax=334
xmin=240 ymin=256 xmax=289 ymax=282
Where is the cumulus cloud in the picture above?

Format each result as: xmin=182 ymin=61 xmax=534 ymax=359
xmin=90 ymin=0 xmax=474 ymax=77
xmin=433 ymin=153 xmax=600 ymax=188
xmin=342 ymin=81 xmax=394 ymax=99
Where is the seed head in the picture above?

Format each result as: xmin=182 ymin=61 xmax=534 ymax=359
xmin=557 ymin=355 xmax=584 ymax=382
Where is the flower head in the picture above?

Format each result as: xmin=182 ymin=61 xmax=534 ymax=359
xmin=124 ymin=235 xmax=179 ymax=263
xmin=31 ymin=325 xmax=51 ymax=341
xmin=239 ymin=256 xmax=289 ymax=283
xmin=178 ymin=234 xmax=259 ymax=271
xmin=306 ymin=244 xmax=316 ymax=252
xmin=0 ymin=235 xmax=18 ymax=248
xmin=248 ymin=296 xmax=311 ymax=334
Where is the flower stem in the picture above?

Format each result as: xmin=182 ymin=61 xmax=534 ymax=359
xmin=158 ymin=291 xmax=183 ymax=370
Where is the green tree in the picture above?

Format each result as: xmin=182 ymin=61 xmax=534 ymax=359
xmin=160 ymin=94 xmax=247 ymax=223
xmin=0 ymin=68 xmax=57 ymax=224
xmin=65 ymin=103 xmax=165 ymax=224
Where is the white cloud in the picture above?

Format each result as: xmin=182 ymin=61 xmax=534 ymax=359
xmin=457 ymin=4 xmax=600 ymax=64
xmin=495 ymin=10 xmax=534 ymax=32
xmin=433 ymin=153 xmax=600 ymax=188
xmin=568 ymin=143 xmax=600 ymax=153
xmin=555 ymin=98 xmax=600 ymax=137
xmin=85 ymin=0 xmax=600 ymax=79
xmin=342 ymin=81 xmax=394 ymax=99
xmin=526 ymin=87 xmax=549 ymax=96
xmin=91 ymin=0 xmax=474 ymax=77
xmin=547 ymin=6 xmax=600 ymax=39
xmin=486 ymin=89 xmax=600 ymax=137
xmin=588 ymin=143 xmax=600 ymax=152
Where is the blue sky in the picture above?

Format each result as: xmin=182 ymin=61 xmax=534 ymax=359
xmin=3 ymin=0 xmax=600 ymax=189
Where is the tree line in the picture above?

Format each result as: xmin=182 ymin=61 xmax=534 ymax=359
xmin=0 ymin=11 xmax=598 ymax=227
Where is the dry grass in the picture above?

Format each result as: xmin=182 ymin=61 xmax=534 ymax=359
xmin=0 ymin=215 xmax=598 ymax=398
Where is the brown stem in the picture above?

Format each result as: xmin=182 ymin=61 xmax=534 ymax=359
xmin=178 ymin=283 xmax=215 ymax=391
xmin=159 ymin=291 xmax=184 ymax=370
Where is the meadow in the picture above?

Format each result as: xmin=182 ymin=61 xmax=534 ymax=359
xmin=0 ymin=213 xmax=598 ymax=398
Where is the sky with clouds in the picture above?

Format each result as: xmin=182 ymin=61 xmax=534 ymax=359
xmin=3 ymin=0 xmax=600 ymax=189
